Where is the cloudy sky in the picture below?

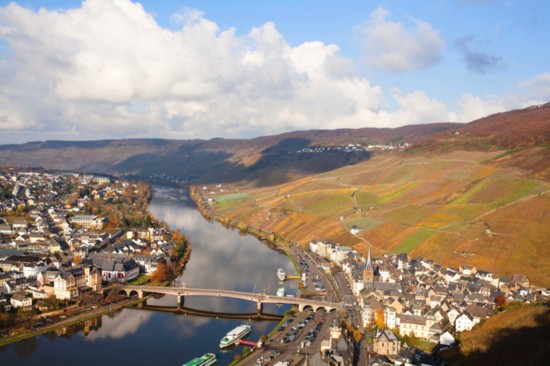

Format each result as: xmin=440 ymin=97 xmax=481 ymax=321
xmin=0 ymin=0 xmax=548 ymax=144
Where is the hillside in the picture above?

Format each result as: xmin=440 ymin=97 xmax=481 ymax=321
xmin=0 ymin=123 xmax=457 ymax=185
xmin=411 ymin=102 xmax=550 ymax=152
xmin=204 ymin=147 xmax=550 ymax=286
xmin=443 ymin=304 xmax=550 ymax=365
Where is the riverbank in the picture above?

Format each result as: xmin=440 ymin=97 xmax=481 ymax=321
xmin=190 ymin=185 xmax=299 ymax=259
xmin=0 ymin=297 xmax=145 ymax=347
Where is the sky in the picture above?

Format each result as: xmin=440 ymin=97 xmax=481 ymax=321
xmin=0 ymin=0 xmax=548 ymax=144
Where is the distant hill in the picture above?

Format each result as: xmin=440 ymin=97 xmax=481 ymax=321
xmin=0 ymin=123 xmax=459 ymax=186
xmin=411 ymin=102 xmax=550 ymax=152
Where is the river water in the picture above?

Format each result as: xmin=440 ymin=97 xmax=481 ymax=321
xmin=0 ymin=186 xmax=298 ymax=366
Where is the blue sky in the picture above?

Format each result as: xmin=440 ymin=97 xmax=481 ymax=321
xmin=0 ymin=0 xmax=548 ymax=143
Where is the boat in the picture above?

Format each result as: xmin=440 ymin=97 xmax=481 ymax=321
xmin=219 ymin=324 xmax=252 ymax=348
xmin=182 ymin=353 xmax=217 ymax=366
xmin=277 ymin=268 xmax=286 ymax=281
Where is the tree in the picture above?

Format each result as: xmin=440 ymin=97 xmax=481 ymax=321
xmin=495 ymin=295 xmax=506 ymax=308
xmin=375 ymin=307 xmax=386 ymax=329
xmin=353 ymin=329 xmax=362 ymax=342
xmin=151 ymin=262 xmax=171 ymax=284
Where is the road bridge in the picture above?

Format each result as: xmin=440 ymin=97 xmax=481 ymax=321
xmin=119 ymin=285 xmax=342 ymax=312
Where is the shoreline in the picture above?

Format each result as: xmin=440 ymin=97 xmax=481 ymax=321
xmin=0 ymin=183 xmax=189 ymax=348
xmin=0 ymin=297 xmax=146 ymax=348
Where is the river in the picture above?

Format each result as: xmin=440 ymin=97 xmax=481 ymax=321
xmin=0 ymin=185 xmax=298 ymax=366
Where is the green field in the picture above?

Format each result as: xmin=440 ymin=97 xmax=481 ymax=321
xmin=392 ymin=228 xmax=436 ymax=253
xmin=355 ymin=191 xmax=379 ymax=205
xmin=378 ymin=181 xmax=420 ymax=203
xmin=293 ymin=192 xmax=354 ymax=217
xmin=345 ymin=215 xmax=384 ymax=231
xmin=215 ymin=193 xmax=252 ymax=209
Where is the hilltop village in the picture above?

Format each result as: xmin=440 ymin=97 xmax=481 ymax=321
xmin=0 ymin=168 xmax=188 ymax=336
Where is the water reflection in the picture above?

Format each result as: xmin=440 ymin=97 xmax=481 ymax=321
xmin=148 ymin=186 xmax=298 ymax=299
xmin=84 ymin=309 xmax=152 ymax=341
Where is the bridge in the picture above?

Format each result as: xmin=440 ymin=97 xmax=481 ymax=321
xmin=119 ymin=285 xmax=342 ymax=312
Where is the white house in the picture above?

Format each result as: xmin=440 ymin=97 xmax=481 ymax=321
xmin=455 ymin=313 xmax=475 ymax=332
xmin=10 ymin=293 xmax=32 ymax=308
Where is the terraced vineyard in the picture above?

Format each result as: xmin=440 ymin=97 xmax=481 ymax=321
xmin=207 ymin=149 xmax=550 ymax=287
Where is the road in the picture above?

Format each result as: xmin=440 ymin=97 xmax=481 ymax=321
xmin=239 ymin=243 xmax=368 ymax=366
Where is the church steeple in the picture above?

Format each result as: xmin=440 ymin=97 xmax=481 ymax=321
xmin=366 ymin=246 xmax=373 ymax=271
xmin=363 ymin=245 xmax=374 ymax=285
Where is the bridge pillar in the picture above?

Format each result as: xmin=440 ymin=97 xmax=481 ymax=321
xmin=138 ymin=290 xmax=143 ymax=299
xmin=177 ymin=295 xmax=184 ymax=308
xmin=298 ymin=304 xmax=304 ymax=312
xmin=256 ymin=302 xmax=263 ymax=313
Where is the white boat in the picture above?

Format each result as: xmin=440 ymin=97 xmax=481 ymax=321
xmin=277 ymin=268 xmax=286 ymax=281
xmin=219 ymin=324 xmax=251 ymax=348
xmin=182 ymin=353 xmax=217 ymax=366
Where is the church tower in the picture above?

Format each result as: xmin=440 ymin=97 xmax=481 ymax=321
xmin=363 ymin=246 xmax=374 ymax=285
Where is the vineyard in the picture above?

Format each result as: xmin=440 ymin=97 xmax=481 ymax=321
xmin=205 ymin=147 xmax=550 ymax=287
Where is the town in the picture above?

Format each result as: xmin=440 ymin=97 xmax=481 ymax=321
xmin=288 ymin=142 xmax=411 ymax=155
xmin=0 ymin=167 xmax=189 ymax=339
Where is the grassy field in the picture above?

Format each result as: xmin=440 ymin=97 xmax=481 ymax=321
xmin=392 ymin=228 xmax=436 ymax=253
xmin=214 ymin=193 xmax=252 ymax=209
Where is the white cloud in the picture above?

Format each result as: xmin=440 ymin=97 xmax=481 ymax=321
xmin=453 ymin=73 xmax=550 ymax=122
xmin=376 ymin=89 xmax=457 ymax=126
xmin=0 ymin=0 xmax=395 ymax=142
xmin=355 ymin=7 xmax=445 ymax=72
xmin=455 ymin=93 xmax=512 ymax=122
xmin=518 ymin=73 xmax=550 ymax=102
xmin=0 ymin=1 xmax=543 ymax=143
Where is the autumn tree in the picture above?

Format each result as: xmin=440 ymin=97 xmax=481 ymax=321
xmin=353 ymin=329 xmax=362 ymax=342
xmin=151 ymin=262 xmax=172 ymax=284
xmin=495 ymin=295 xmax=506 ymax=308
xmin=375 ymin=307 xmax=386 ymax=329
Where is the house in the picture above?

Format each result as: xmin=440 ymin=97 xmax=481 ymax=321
xmin=0 ymin=224 xmax=13 ymax=235
xmin=90 ymin=255 xmax=139 ymax=283
xmin=373 ymin=329 xmax=401 ymax=356
xmin=22 ymin=259 xmax=49 ymax=278
xmin=53 ymin=265 xmax=102 ymax=300
xmin=455 ymin=312 xmax=475 ymax=332
xmin=398 ymin=314 xmax=430 ymax=339
xmin=384 ymin=307 xmax=397 ymax=329
xmin=0 ymin=299 xmax=11 ymax=312
xmin=10 ymin=292 xmax=32 ymax=308
xmin=69 ymin=215 xmax=105 ymax=229
xmin=439 ymin=331 xmax=455 ymax=346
